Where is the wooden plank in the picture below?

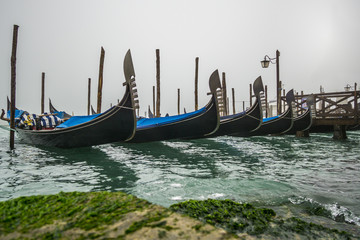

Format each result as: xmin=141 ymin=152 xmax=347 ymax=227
xmin=313 ymin=118 xmax=357 ymax=126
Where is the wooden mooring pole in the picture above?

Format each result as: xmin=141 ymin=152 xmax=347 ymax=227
xmin=156 ymin=49 xmax=161 ymax=117
xmin=97 ymin=47 xmax=105 ymax=114
xmin=354 ymin=83 xmax=358 ymax=121
xmin=265 ymin=85 xmax=268 ymax=118
xmin=232 ymin=88 xmax=235 ymax=114
xmin=282 ymin=86 xmax=285 ymax=113
xmin=41 ymin=72 xmax=45 ymax=113
xmin=249 ymin=83 xmax=252 ymax=106
xmin=276 ymin=50 xmax=281 ymax=115
xmin=222 ymin=72 xmax=227 ymax=116
xmin=10 ymin=25 xmax=19 ymax=150
xmin=194 ymin=57 xmax=199 ymax=111
xmin=333 ymin=125 xmax=347 ymax=140
xmin=227 ymin=97 xmax=230 ymax=115
xmin=152 ymin=86 xmax=155 ymax=116
xmin=177 ymin=88 xmax=180 ymax=115
xmin=87 ymin=78 xmax=91 ymax=115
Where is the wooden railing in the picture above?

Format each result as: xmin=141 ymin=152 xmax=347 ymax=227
xmin=281 ymin=90 xmax=360 ymax=125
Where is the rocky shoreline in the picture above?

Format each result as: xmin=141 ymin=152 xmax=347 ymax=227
xmin=0 ymin=191 xmax=358 ymax=239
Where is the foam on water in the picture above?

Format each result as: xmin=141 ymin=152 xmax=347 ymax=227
xmin=0 ymin=128 xmax=359 ymax=232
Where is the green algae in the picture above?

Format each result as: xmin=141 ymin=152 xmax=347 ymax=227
xmin=125 ymin=211 xmax=170 ymax=234
xmin=170 ymin=199 xmax=276 ymax=235
xmin=0 ymin=191 xmax=150 ymax=235
xmin=0 ymin=192 xmax=356 ymax=239
xmin=170 ymin=199 xmax=355 ymax=239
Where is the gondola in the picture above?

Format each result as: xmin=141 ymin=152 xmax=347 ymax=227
xmin=91 ymin=105 xmax=97 ymax=115
xmin=210 ymin=76 xmax=264 ymax=138
xmin=286 ymin=95 xmax=314 ymax=135
xmin=6 ymin=49 xmax=138 ymax=148
xmin=238 ymin=89 xmax=295 ymax=137
xmin=128 ymin=70 xmax=221 ymax=143
xmin=49 ymin=98 xmax=73 ymax=119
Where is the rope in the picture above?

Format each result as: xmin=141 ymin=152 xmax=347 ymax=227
xmin=115 ymin=105 xmax=134 ymax=110
xmin=0 ymin=125 xmax=15 ymax=132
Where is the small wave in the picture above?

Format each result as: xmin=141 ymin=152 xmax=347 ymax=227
xmin=289 ymin=196 xmax=360 ymax=226
xmin=208 ymin=193 xmax=225 ymax=199
xmin=171 ymin=196 xmax=183 ymax=201
xmin=170 ymin=183 xmax=182 ymax=188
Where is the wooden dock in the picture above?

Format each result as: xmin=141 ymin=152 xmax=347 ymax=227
xmin=282 ymin=87 xmax=360 ymax=138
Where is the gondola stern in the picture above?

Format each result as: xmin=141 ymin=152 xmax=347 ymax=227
xmin=285 ymin=89 xmax=295 ymax=105
xmin=209 ymin=70 xmax=221 ymax=94
xmin=253 ymin=76 xmax=264 ymax=97
xmin=123 ymin=49 xmax=136 ymax=84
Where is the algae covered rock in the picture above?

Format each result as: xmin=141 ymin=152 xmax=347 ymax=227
xmin=170 ymin=199 xmax=276 ymax=235
xmin=0 ymin=191 xmax=236 ymax=240
xmin=170 ymin=199 xmax=357 ymax=239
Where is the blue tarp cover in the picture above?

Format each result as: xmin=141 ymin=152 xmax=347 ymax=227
xmin=220 ymin=111 xmax=246 ymax=121
xmin=137 ymin=107 xmax=206 ymax=129
xmin=56 ymin=113 xmax=101 ymax=128
xmin=51 ymin=111 xmax=67 ymax=119
xmin=263 ymin=115 xmax=279 ymax=123
xmin=56 ymin=106 xmax=115 ymax=128
xmin=7 ymin=109 xmax=24 ymax=119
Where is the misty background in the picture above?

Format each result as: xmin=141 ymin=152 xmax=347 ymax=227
xmin=1 ymin=0 xmax=360 ymax=116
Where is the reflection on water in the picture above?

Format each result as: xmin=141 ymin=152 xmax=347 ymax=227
xmin=0 ymin=128 xmax=359 ymax=227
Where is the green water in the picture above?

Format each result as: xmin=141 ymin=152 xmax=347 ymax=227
xmin=0 ymin=127 xmax=359 ymax=234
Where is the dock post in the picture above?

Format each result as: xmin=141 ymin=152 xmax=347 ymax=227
xmin=222 ymin=72 xmax=227 ymax=115
xmin=87 ymin=78 xmax=91 ymax=115
xmin=232 ymin=88 xmax=235 ymax=114
xmin=97 ymin=47 xmax=105 ymax=114
xmin=296 ymin=130 xmax=309 ymax=137
xmin=282 ymin=86 xmax=285 ymax=113
xmin=177 ymin=88 xmax=180 ymax=115
xmin=227 ymin=97 xmax=230 ymax=115
xmin=243 ymin=101 xmax=245 ymax=112
xmin=276 ymin=50 xmax=281 ymax=115
xmin=333 ymin=125 xmax=347 ymax=140
xmin=301 ymin=90 xmax=304 ymax=114
xmin=249 ymin=83 xmax=252 ymax=106
xmin=41 ymin=72 xmax=45 ymax=113
xmin=156 ymin=49 xmax=161 ymax=117
xmin=194 ymin=57 xmax=199 ymax=111
xmin=153 ymin=86 xmax=155 ymax=116
xmin=265 ymin=85 xmax=268 ymax=118
xmin=354 ymin=83 xmax=358 ymax=122
xmin=296 ymin=91 xmax=299 ymax=115
xmin=10 ymin=25 xmax=19 ymax=150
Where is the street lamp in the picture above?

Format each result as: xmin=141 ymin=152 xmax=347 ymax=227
xmin=261 ymin=50 xmax=281 ymax=115
xmin=344 ymin=84 xmax=352 ymax=92
xmin=260 ymin=55 xmax=275 ymax=68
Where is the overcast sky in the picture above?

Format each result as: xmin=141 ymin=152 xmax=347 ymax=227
xmin=1 ymin=0 xmax=360 ymax=116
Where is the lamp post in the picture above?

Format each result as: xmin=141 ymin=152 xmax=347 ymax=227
xmin=344 ymin=84 xmax=352 ymax=92
xmin=261 ymin=50 xmax=281 ymax=115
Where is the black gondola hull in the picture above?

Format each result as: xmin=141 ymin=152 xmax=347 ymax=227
xmin=212 ymin=98 xmax=262 ymax=137
xmin=129 ymin=96 xmax=219 ymax=143
xmin=243 ymin=107 xmax=293 ymax=136
xmin=286 ymin=108 xmax=312 ymax=134
xmin=16 ymin=86 xmax=136 ymax=148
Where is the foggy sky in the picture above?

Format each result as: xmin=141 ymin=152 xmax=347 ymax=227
xmin=1 ymin=0 xmax=360 ymax=116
